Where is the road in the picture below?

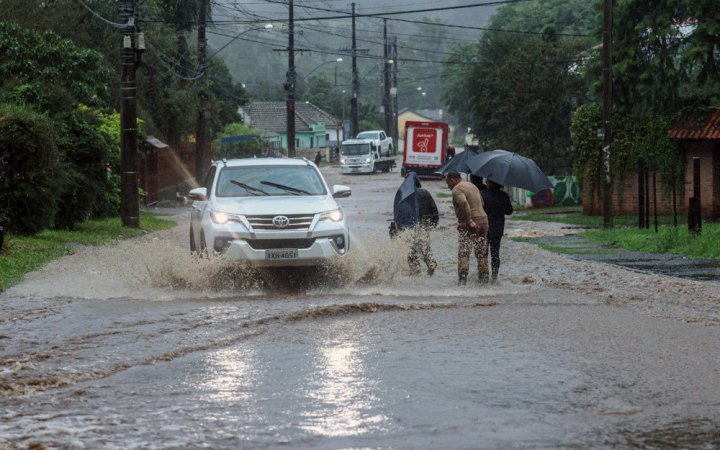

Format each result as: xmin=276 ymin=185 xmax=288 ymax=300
xmin=2 ymin=164 xmax=720 ymax=449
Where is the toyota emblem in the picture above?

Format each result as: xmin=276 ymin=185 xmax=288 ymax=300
xmin=272 ymin=215 xmax=290 ymax=228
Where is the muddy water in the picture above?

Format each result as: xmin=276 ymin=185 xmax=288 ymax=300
xmin=2 ymin=165 xmax=720 ymax=448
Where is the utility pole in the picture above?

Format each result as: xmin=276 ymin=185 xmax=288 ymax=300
xmin=601 ymin=0 xmax=613 ymax=228
xmin=286 ymin=0 xmax=296 ymax=157
xmin=118 ymin=0 xmax=139 ymax=228
xmin=382 ymin=19 xmax=392 ymax=136
xmin=196 ymin=0 xmax=208 ymax=182
xmin=350 ymin=2 xmax=359 ymax=138
xmin=391 ymin=37 xmax=399 ymax=151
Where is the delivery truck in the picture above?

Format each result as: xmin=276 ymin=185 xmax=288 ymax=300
xmin=401 ymin=120 xmax=449 ymax=177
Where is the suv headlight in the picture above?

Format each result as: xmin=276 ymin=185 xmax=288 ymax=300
xmin=340 ymin=159 xmax=346 ymax=164
xmin=211 ymin=210 xmax=243 ymax=225
xmin=365 ymin=158 xmax=371 ymax=163
xmin=319 ymin=209 xmax=343 ymax=222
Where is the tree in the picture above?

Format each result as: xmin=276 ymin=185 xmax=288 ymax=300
xmin=212 ymin=122 xmax=263 ymax=159
xmin=442 ymin=0 xmax=595 ymax=174
xmin=608 ymin=0 xmax=720 ymax=115
xmin=0 ymin=103 xmax=64 ymax=234
xmin=0 ymin=21 xmax=117 ymax=229
xmin=301 ymin=75 xmax=339 ymax=119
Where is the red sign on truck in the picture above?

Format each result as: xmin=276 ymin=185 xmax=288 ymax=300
xmin=402 ymin=121 xmax=449 ymax=176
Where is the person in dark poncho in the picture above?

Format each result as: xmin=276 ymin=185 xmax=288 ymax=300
xmin=480 ymin=179 xmax=513 ymax=282
xmin=392 ymin=172 xmax=439 ymax=276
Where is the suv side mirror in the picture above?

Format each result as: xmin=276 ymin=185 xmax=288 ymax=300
xmin=332 ymin=185 xmax=352 ymax=198
xmin=189 ymin=187 xmax=208 ymax=201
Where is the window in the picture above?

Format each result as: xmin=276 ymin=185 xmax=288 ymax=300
xmin=204 ymin=166 xmax=216 ymax=195
xmin=216 ymin=165 xmax=327 ymax=197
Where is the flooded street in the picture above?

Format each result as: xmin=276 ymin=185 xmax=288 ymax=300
xmin=2 ymin=164 xmax=720 ymax=449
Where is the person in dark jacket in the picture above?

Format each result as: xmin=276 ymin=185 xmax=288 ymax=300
xmin=470 ymin=174 xmax=486 ymax=193
xmin=411 ymin=177 xmax=439 ymax=275
xmin=393 ymin=173 xmax=439 ymax=276
xmin=480 ymin=179 xmax=513 ymax=282
xmin=314 ymin=151 xmax=322 ymax=165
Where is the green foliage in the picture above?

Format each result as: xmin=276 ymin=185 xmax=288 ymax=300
xmin=53 ymin=105 xmax=119 ymax=228
xmin=0 ymin=103 xmax=63 ymax=234
xmin=0 ymin=212 xmax=176 ymax=293
xmin=442 ymin=0 xmax=596 ymax=175
xmin=570 ymin=102 xmax=684 ymax=200
xmin=359 ymin=119 xmax=382 ymax=134
xmin=212 ymin=122 xmax=263 ymax=159
xmin=0 ymin=21 xmax=112 ymax=107
xmin=608 ymin=0 xmax=720 ymax=115
xmin=583 ymin=223 xmax=720 ymax=260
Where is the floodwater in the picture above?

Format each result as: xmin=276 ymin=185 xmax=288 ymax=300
xmin=2 ymin=164 xmax=720 ymax=449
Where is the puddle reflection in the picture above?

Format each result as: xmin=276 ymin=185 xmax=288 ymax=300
xmin=302 ymin=325 xmax=389 ymax=437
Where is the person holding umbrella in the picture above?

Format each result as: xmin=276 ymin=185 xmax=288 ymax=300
xmin=392 ymin=172 xmax=439 ymax=276
xmin=481 ymin=180 xmax=513 ymax=283
xmin=445 ymin=170 xmax=489 ymax=285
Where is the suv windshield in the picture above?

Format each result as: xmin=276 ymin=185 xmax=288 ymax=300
xmin=341 ymin=143 xmax=372 ymax=156
xmin=215 ymin=165 xmax=327 ymax=197
xmin=357 ymin=132 xmax=379 ymax=140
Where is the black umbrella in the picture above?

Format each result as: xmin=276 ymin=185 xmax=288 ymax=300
xmin=434 ymin=148 xmax=480 ymax=175
xmin=466 ymin=149 xmax=553 ymax=192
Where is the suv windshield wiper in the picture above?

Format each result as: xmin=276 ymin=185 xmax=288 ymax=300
xmin=260 ymin=180 xmax=311 ymax=195
xmin=230 ymin=179 xmax=268 ymax=196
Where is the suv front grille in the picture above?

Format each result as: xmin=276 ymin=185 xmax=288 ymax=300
xmin=246 ymin=238 xmax=315 ymax=250
xmin=245 ymin=214 xmax=314 ymax=231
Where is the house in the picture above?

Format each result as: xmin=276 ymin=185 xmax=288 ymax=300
xmin=582 ymin=109 xmax=720 ymax=220
xmin=397 ymin=108 xmax=456 ymax=141
xmin=669 ymin=109 xmax=720 ymax=220
xmin=241 ymin=101 xmax=340 ymax=159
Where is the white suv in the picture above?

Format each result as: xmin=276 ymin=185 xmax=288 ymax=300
xmin=189 ymin=158 xmax=351 ymax=266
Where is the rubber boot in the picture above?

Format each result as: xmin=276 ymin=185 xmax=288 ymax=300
xmin=458 ymin=270 xmax=468 ymax=285
xmin=427 ymin=259 xmax=438 ymax=276
xmin=479 ymin=262 xmax=489 ymax=284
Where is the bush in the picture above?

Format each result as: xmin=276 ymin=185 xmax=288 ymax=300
xmin=0 ymin=103 xmax=64 ymax=234
xmin=53 ymin=106 xmax=117 ymax=229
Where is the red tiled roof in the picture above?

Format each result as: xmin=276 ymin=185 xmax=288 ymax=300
xmin=668 ymin=109 xmax=720 ymax=140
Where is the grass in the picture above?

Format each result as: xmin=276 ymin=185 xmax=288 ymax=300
xmin=582 ymin=223 xmax=720 ymax=260
xmin=512 ymin=205 xmax=678 ymax=228
xmin=0 ymin=212 xmax=176 ymax=293
xmin=511 ymin=205 xmax=720 ymax=260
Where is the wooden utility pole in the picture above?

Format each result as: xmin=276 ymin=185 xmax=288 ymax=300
xmin=118 ymin=0 xmax=139 ymax=228
xmin=382 ymin=19 xmax=392 ymax=136
xmin=391 ymin=36 xmax=398 ymax=152
xmin=286 ymin=0 xmax=296 ymax=157
xmin=601 ymin=0 xmax=613 ymax=228
xmin=350 ymin=2 xmax=359 ymax=138
xmin=196 ymin=0 xmax=208 ymax=181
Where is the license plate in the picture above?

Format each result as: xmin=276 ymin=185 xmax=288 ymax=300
xmin=266 ymin=248 xmax=298 ymax=260
xmin=351 ymin=168 xmax=360 ymax=172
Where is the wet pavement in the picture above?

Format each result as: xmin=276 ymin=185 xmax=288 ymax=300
xmin=524 ymin=234 xmax=720 ymax=283
xmin=2 ymin=162 xmax=720 ymax=449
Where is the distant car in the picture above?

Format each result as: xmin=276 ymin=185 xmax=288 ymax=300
xmin=356 ymin=130 xmax=393 ymax=156
xmin=189 ymin=158 xmax=351 ymax=266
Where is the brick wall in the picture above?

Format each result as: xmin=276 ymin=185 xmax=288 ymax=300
xmin=582 ymin=169 xmax=678 ymax=216
xmin=582 ymin=141 xmax=719 ymax=219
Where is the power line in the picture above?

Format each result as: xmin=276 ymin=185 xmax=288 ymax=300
xmin=76 ymin=0 xmax=128 ymax=28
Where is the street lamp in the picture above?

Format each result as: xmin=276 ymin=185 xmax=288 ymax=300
xmin=301 ymin=57 xmax=344 ymax=81
xmin=206 ymin=23 xmax=273 ymax=61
